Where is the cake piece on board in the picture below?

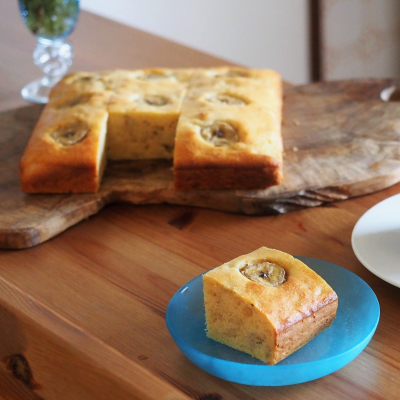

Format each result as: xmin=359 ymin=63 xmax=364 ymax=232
xmin=20 ymin=105 xmax=109 ymax=193
xmin=173 ymin=67 xmax=283 ymax=190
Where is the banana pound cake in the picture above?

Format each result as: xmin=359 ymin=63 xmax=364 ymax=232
xmin=203 ymin=247 xmax=338 ymax=365
xmin=20 ymin=67 xmax=283 ymax=193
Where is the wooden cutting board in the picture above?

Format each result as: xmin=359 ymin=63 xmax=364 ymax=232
xmin=2 ymin=78 xmax=400 ymax=249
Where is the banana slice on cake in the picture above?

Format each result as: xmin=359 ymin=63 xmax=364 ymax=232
xmin=240 ymin=261 xmax=286 ymax=287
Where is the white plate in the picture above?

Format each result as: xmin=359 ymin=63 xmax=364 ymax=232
xmin=352 ymin=193 xmax=400 ymax=287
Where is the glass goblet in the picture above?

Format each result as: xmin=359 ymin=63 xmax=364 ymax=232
xmin=18 ymin=0 xmax=80 ymax=104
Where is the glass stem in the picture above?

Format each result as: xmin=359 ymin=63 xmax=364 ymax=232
xmin=34 ymin=38 xmax=74 ymax=87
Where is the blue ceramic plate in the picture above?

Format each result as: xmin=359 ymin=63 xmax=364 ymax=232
xmin=166 ymin=256 xmax=380 ymax=386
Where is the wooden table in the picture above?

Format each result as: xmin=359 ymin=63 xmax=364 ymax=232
xmin=1 ymin=1 xmax=399 ymax=399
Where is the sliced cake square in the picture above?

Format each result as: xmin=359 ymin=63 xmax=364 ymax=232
xmin=173 ymin=106 xmax=283 ymax=190
xmin=203 ymin=247 xmax=338 ymax=365
xmin=173 ymin=68 xmax=283 ymax=190
xmin=20 ymin=105 xmax=108 ymax=193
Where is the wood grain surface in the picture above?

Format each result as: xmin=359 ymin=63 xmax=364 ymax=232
xmin=2 ymin=79 xmax=400 ymax=249
xmin=1 ymin=184 xmax=400 ymax=400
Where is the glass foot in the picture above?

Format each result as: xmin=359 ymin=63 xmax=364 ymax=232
xmin=21 ymin=77 xmax=55 ymax=104
xmin=21 ymin=39 xmax=74 ymax=104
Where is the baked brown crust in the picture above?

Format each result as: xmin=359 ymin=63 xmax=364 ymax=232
xmin=203 ymin=247 xmax=338 ymax=365
xmin=173 ymin=166 xmax=281 ymax=190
